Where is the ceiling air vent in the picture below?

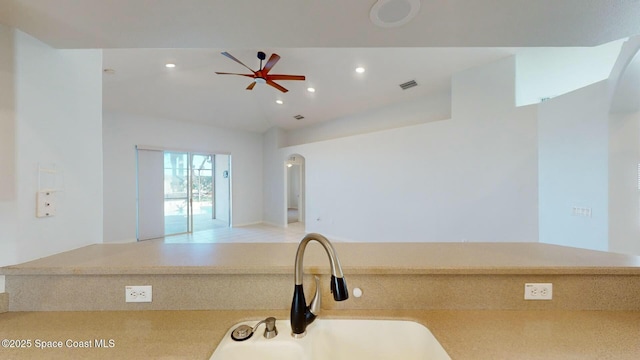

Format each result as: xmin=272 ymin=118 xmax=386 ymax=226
xmin=399 ymin=80 xmax=418 ymax=90
xmin=293 ymin=115 xmax=305 ymax=120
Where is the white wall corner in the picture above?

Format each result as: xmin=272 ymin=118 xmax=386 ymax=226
xmin=608 ymin=35 xmax=640 ymax=105
xmin=538 ymin=81 xmax=609 ymax=251
xmin=0 ymin=24 xmax=16 ymax=202
xmin=12 ymin=29 xmax=103 ymax=262
xmin=261 ymin=220 xmax=285 ymax=228
xmin=0 ymin=275 xmax=5 ymax=292
xmin=451 ymin=55 xmax=516 ymax=119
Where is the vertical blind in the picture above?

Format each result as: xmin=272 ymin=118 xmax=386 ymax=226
xmin=136 ymin=148 xmax=165 ymax=240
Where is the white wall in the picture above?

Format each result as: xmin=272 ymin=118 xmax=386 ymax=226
xmin=0 ymin=24 xmax=16 ymax=283
xmin=285 ymin=91 xmax=451 ymax=146
xmin=287 ymin=165 xmax=300 ymax=209
xmin=0 ymin=24 xmax=15 ymax=201
xmin=538 ymin=81 xmax=609 ymax=251
xmin=536 ymin=36 xmax=640 ymax=254
xmin=534 ymin=37 xmax=640 ymax=255
xmin=607 ymin=37 xmax=640 ymax=255
xmin=264 ymin=56 xmax=539 ymax=243
xmin=516 ymin=40 xmax=624 ymax=106
xmin=214 ymin=154 xmax=230 ymax=223
xmin=102 ymin=112 xmax=263 ymax=243
xmin=262 ymin=127 xmax=287 ymax=226
xmin=609 ymin=111 xmax=640 ymax=255
xmin=0 ymin=29 xmax=103 ymax=267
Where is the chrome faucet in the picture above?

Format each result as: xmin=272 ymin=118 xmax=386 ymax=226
xmin=290 ymin=233 xmax=348 ymax=338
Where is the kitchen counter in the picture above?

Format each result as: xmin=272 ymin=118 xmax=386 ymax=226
xmin=3 ymin=241 xmax=640 ymax=312
xmin=0 ymin=309 xmax=638 ymax=359
xmin=3 ymin=241 xmax=640 ymax=276
xmin=2 ymin=239 xmax=639 ymax=358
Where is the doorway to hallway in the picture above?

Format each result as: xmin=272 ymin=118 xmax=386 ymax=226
xmin=285 ymin=154 xmax=305 ymax=230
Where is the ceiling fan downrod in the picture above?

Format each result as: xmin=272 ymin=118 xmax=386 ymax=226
xmin=257 ymin=51 xmax=266 ymax=70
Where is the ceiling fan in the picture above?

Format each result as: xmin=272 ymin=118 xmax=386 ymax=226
xmin=215 ymin=51 xmax=306 ymax=93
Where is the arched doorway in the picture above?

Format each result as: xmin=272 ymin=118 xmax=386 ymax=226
xmin=285 ymin=154 xmax=305 ymax=229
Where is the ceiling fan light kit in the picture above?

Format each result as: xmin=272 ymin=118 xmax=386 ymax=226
xmin=215 ymin=51 xmax=306 ymax=93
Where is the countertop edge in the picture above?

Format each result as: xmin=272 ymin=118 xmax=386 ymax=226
xmin=3 ymin=265 xmax=640 ymax=276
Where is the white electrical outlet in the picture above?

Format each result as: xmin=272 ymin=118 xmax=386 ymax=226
xmin=524 ymin=283 xmax=553 ymax=300
xmin=125 ymin=285 xmax=152 ymax=303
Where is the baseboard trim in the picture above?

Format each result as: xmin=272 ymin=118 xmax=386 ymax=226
xmin=232 ymin=221 xmax=286 ymax=228
xmin=260 ymin=221 xmax=285 ymax=228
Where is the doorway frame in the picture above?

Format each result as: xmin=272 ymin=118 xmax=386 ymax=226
xmin=135 ymin=145 xmax=232 ymax=240
xmin=190 ymin=152 xmax=217 ymax=233
xmin=284 ymin=154 xmax=305 ymax=228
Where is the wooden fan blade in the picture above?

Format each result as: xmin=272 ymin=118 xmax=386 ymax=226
xmin=215 ymin=72 xmax=255 ymax=78
xmin=246 ymin=81 xmax=257 ymax=90
xmin=266 ymin=79 xmax=288 ymax=93
xmin=221 ymin=52 xmax=256 ymax=73
xmin=267 ymin=74 xmax=305 ymax=81
xmin=262 ymin=53 xmax=281 ymax=74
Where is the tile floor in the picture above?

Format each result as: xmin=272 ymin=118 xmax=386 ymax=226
xmin=163 ymin=222 xmax=307 ymax=243
xmin=164 ymin=215 xmax=229 ymax=236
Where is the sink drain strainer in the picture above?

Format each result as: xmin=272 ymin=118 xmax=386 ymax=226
xmin=231 ymin=324 xmax=254 ymax=341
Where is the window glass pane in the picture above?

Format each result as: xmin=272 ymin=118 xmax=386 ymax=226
xmin=164 ymin=152 xmax=189 ymax=235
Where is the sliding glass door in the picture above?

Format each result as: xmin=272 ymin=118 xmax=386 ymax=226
xmin=191 ymin=153 xmax=214 ymax=232
xmin=191 ymin=153 xmax=231 ymax=232
xmin=164 ymin=151 xmax=190 ymax=236
xmin=137 ymin=147 xmax=231 ymax=240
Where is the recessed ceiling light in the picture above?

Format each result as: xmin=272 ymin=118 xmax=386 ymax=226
xmin=165 ymin=63 xmax=176 ymax=68
xmin=355 ymin=67 xmax=365 ymax=73
xmin=276 ymin=100 xmax=284 ymax=105
xmin=307 ymin=87 xmax=316 ymax=93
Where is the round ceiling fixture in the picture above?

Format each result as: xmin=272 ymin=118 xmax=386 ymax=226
xmin=370 ymin=0 xmax=420 ymax=28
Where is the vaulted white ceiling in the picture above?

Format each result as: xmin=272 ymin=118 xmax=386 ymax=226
xmin=3 ymin=0 xmax=639 ymax=132
xmin=101 ymin=47 xmax=519 ymax=132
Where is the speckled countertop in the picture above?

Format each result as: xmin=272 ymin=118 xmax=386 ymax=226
xmin=2 ymin=242 xmax=640 ymax=358
xmin=0 ymin=309 xmax=638 ymax=359
xmin=3 ymin=242 xmax=640 ymax=275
